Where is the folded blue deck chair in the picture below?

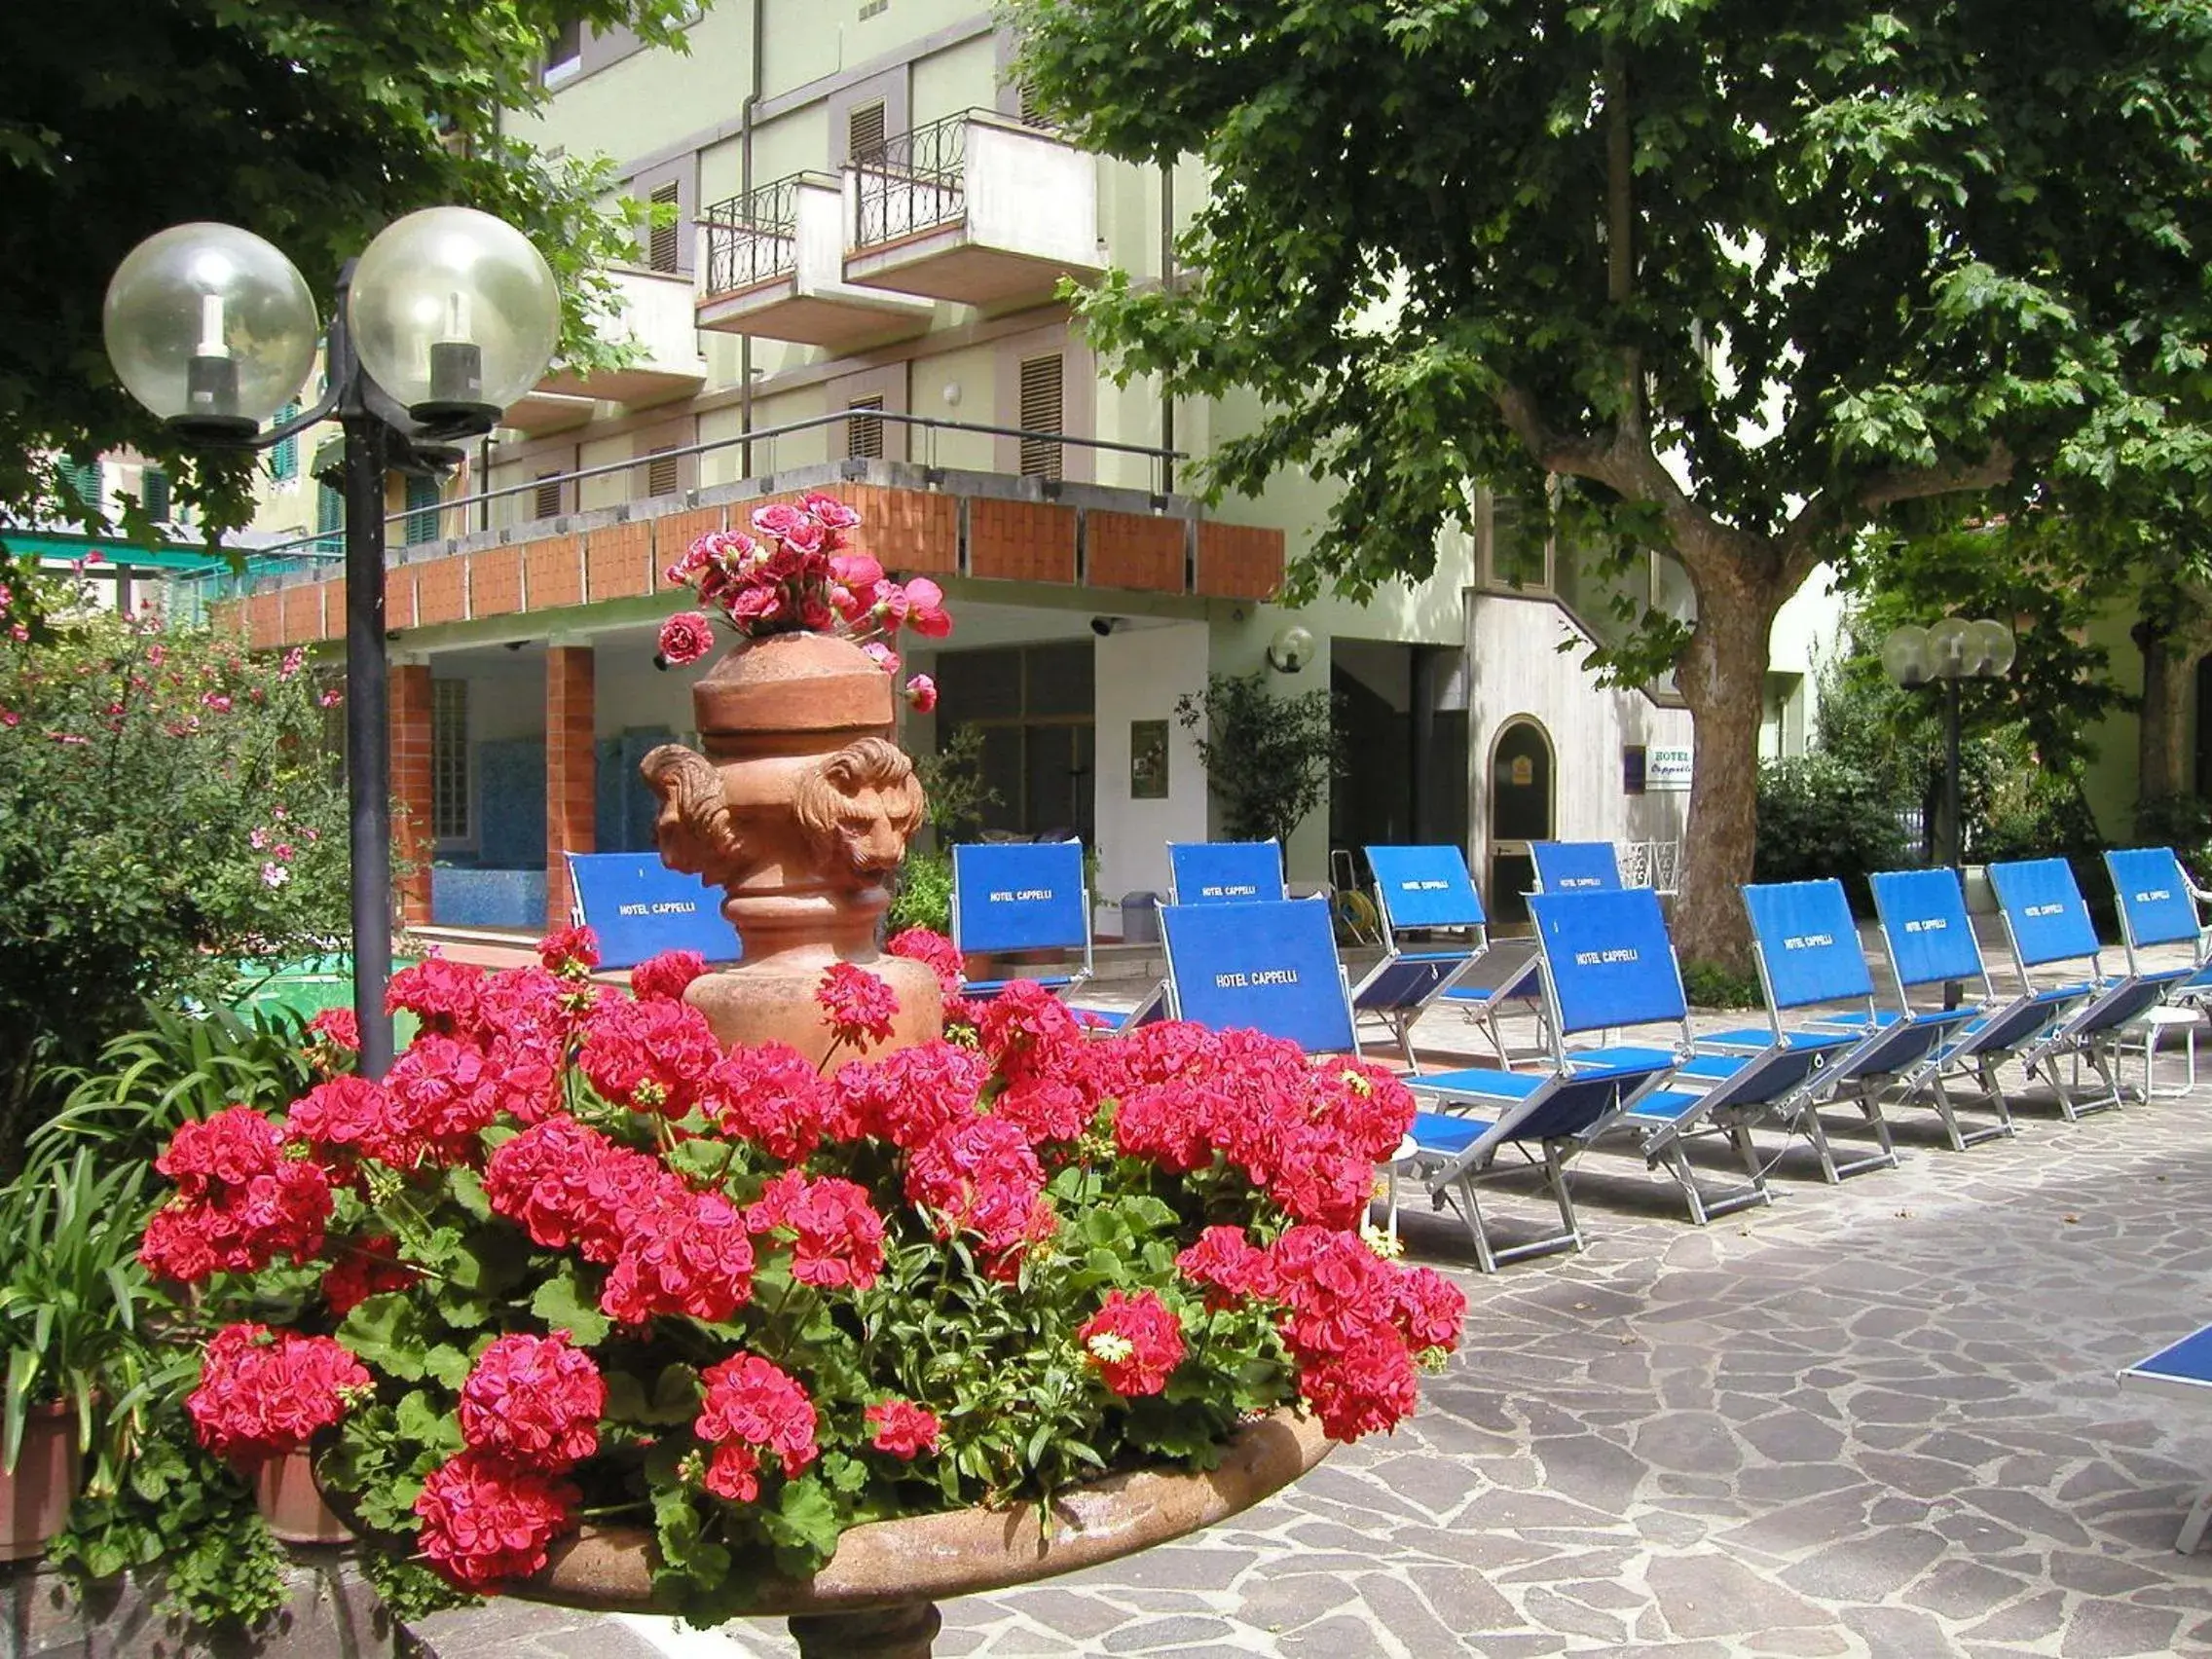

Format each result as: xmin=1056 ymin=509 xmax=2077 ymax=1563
xmin=1401 ymin=888 xmax=1812 ymax=1259
xmin=2119 ymin=1325 xmax=2212 ymax=1553
xmin=565 ymin=853 xmax=741 ymax=972
xmin=1354 ymin=845 xmax=1491 ymax=1071
xmin=949 ymin=840 xmax=1096 ymax=1001
xmin=1165 ymin=840 xmax=1287 ymax=904
xmin=1868 ymin=867 xmax=2062 ymax=1143
xmin=1988 ymin=857 xmax=2187 ymax=1120
xmin=1704 ymin=878 xmax=1975 ymax=1182
xmin=1530 ymin=841 xmax=1624 ymax=895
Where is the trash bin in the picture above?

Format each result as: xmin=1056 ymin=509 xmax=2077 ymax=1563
xmin=1120 ymin=891 xmax=1161 ymax=944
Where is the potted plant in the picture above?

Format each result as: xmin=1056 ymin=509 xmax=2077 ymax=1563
xmin=0 ymin=1150 xmax=161 ymax=1560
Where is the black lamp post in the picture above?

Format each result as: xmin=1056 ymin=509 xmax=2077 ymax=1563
xmin=103 ymin=210 xmax=562 ymax=1076
xmin=1880 ymin=616 xmax=2019 ymax=871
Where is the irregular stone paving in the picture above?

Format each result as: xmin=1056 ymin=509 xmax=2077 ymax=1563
xmin=421 ymin=932 xmax=2212 ymax=1658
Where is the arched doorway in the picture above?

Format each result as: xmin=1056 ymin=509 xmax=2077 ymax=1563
xmin=1488 ymin=718 xmax=1554 ymax=926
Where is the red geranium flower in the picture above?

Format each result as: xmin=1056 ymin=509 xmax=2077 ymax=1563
xmin=632 ymin=948 xmax=710 ymax=1003
xmin=413 ymin=1449 xmax=579 ymax=1590
xmin=459 ymin=1332 xmax=606 ymax=1469
xmin=744 ymin=1171 xmax=887 ymax=1291
xmin=307 ymin=1008 xmax=359 ymax=1055
xmin=704 ymin=1042 xmax=838 ymax=1161
xmin=483 ymin=1116 xmax=683 ymax=1265
xmin=904 ymin=1116 xmax=1052 ymax=1254
xmin=1176 ymin=1225 xmax=1276 ymax=1309
xmin=537 ymin=925 xmax=601 ymax=978
xmin=885 ymin=928 xmax=964 ymax=999
xmin=602 ymin=1189 xmax=756 ymax=1325
xmin=832 ymin=1040 xmax=987 ymax=1148
xmin=186 ymin=1322 xmax=370 ymax=1460
xmin=321 ymin=1235 xmax=418 ymax=1315
xmin=695 ymin=1354 xmax=819 ymax=1495
xmin=140 ymin=1107 xmax=332 ymax=1283
xmin=385 ymin=957 xmax=487 ymax=1038
xmin=1077 ymin=1290 xmax=1187 ymax=1397
xmin=816 ymin=963 xmax=899 ymax=1048
xmin=866 ymin=1400 xmax=941 ymax=1459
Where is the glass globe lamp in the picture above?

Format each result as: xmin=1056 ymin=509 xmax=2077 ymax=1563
xmin=102 ymin=223 xmax=319 ymax=441
xmin=1925 ymin=617 xmax=1972 ymax=680
xmin=1965 ymin=618 xmax=2016 ymax=679
xmin=347 ymin=207 xmax=561 ymax=433
xmin=1880 ymin=625 xmax=1930 ymax=689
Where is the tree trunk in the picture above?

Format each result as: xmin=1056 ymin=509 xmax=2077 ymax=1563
xmin=2138 ymin=627 xmax=2187 ymax=802
xmin=1669 ymin=557 xmax=1788 ymax=974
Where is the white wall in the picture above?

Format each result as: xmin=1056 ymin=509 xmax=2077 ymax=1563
xmin=1467 ymin=592 xmax=1693 ymax=881
xmin=1092 ymin=620 xmax=1211 ymax=903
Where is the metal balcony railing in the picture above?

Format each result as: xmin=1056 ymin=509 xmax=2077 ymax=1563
xmin=699 ymin=172 xmax=802 ymax=296
xmin=854 ymin=110 xmax=972 ymax=248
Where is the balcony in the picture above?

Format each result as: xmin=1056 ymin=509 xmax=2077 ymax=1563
xmin=499 ymin=387 xmax=599 ymax=435
xmin=843 ymin=111 xmax=1102 ymax=307
xmin=536 ymin=265 xmax=708 ymax=409
xmin=695 ymin=173 xmax=934 ymax=347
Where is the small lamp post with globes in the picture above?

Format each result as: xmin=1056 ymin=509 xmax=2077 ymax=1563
xmin=1879 ymin=616 xmax=2019 ymax=872
xmin=102 ymin=208 xmax=563 ymax=1076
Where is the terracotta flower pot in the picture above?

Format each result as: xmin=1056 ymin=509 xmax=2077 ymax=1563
xmin=253 ymin=1447 xmax=352 ymax=1546
xmin=1 ymin=1400 xmax=82 ymax=1563
xmin=643 ymin=631 xmax=942 ymax=1064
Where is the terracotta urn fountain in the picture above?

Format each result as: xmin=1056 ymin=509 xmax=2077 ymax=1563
xmin=641 ymin=630 xmax=944 ymax=1064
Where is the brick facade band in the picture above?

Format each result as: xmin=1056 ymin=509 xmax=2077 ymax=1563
xmin=545 ymin=645 xmax=597 ymax=933
xmin=388 ymin=663 xmax=434 ymax=927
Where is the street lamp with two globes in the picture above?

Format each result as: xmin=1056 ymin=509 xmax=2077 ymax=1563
xmin=102 ymin=208 xmax=563 ymax=1075
xmin=1879 ymin=616 xmax=2018 ymax=872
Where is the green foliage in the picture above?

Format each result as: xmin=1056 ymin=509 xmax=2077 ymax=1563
xmin=0 ymin=0 xmax=705 ymax=538
xmin=1679 ymin=961 xmax=1763 ymax=1012
xmin=46 ymin=1403 xmax=289 ymax=1636
xmin=888 ymin=849 xmax=953 ymax=936
xmin=1753 ymin=755 xmax=1909 ymax=915
xmin=1175 ymin=672 xmax=1344 ymax=851
xmin=913 ymin=724 xmax=1000 ymax=841
xmin=0 ymin=582 xmax=349 ymax=1165
xmin=2136 ymin=794 xmax=2212 ymax=882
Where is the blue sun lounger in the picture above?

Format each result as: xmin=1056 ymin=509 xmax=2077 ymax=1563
xmin=565 ymin=852 xmax=741 ymax=971
xmin=1158 ymin=896 xmax=1356 ymax=1045
xmin=1866 ymin=867 xmax=2063 ymax=1143
xmin=1530 ymin=840 xmax=1624 ymax=894
xmin=1987 ymin=857 xmax=2189 ymax=1120
xmin=1354 ymin=845 xmax=1492 ymax=1072
xmin=2119 ymin=1325 xmax=2212 ymax=1552
xmin=1695 ymin=879 xmax=1968 ymax=1182
xmin=948 ymin=840 xmax=1108 ymax=1007
xmin=1166 ymin=839 xmax=1286 ymax=905
xmin=1405 ymin=888 xmax=1840 ymax=1253
xmin=2107 ymin=847 xmax=2210 ymax=1092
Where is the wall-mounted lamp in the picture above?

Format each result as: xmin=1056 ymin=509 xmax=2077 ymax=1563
xmin=941 ymin=381 xmax=962 ymax=408
xmin=1089 ymin=615 xmax=1122 ymax=637
xmin=1265 ymin=621 xmax=1315 ymax=674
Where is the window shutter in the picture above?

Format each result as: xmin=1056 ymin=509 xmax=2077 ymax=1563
xmin=648 ymin=181 xmax=682 ymax=274
xmin=141 ymin=468 xmax=170 ymax=525
xmin=645 ymin=449 xmax=680 ymax=497
xmin=846 ymin=396 xmax=885 ymax=461
xmin=404 ymin=475 xmax=441 ymax=545
xmin=1017 ymin=354 xmax=1063 ymax=479
xmin=535 ymin=474 xmax=565 ymax=520
xmin=65 ymin=461 xmax=102 ymax=511
xmin=848 ymin=101 xmax=887 ymax=163
xmin=1017 ymin=83 xmax=1051 ymax=129
xmin=270 ymin=404 xmax=300 ymax=481
xmin=315 ymin=481 xmax=344 ymax=553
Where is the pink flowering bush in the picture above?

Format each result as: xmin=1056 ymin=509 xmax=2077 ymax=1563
xmin=658 ymin=491 xmax=949 ymax=709
xmin=0 ymin=566 xmax=350 ymax=1161
xmin=142 ymin=931 xmax=1462 ymax=1624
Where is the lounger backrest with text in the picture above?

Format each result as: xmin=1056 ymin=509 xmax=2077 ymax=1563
xmin=1988 ymin=856 xmax=2188 ymax=1118
xmin=1157 ymin=897 xmax=1355 ymax=1053
xmin=565 ymin=853 xmax=741 ymax=972
xmin=1355 ymin=844 xmax=1491 ymax=1070
xmin=949 ymin=840 xmax=1093 ymax=1001
xmin=1529 ymin=841 xmax=1623 ymax=895
xmin=2109 ymin=845 xmax=2212 ymax=1005
xmin=1165 ymin=840 xmax=1286 ymax=905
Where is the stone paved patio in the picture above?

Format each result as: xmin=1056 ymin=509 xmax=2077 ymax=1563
xmin=418 ymin=963 xmax=2212 ymax=1658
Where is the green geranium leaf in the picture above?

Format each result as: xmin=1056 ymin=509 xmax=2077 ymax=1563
xmin=338 ymin=1292 xmax=430 ymax=1381
xmin=530 ymin=1262 xmax=611 ymax=1346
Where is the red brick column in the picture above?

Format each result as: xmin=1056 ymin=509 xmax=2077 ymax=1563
xmin=546 ymin=645 xmax=597 ymax=933
xmin=389 ymin=663 xmax=435 ymax=927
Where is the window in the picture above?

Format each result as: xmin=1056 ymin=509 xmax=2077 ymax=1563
xmin=534 ymin=473 xmax=565 ymax=520
xmin=141 ymin=468 xmax=170 ymax=525
xmin=846 ymin=396 xmax=885 ymax=461
xmin=933 ymin=643 xmax=1096 ymax=840
xmin=64 ymin=461 xmax=101 ymax=512
xmin=270 ymin=403 xmax=300 ymax=481
xmin=1016 ymin=82 xmax=1052 ymax=129
xmin=543 ymin=17 xmax=583 ymax=83
xmin=431 ymin=680 xmax=470 ymax=842
xmin=848 ymin=100 xmax=887 ymax=163
xmin=404 ymin=475 xmax=441 ymax=545
xmin=647 ymin=181 xmax=682 ymax=275
xmin=1622 ymin=745 xmax=1648 ymax=795
xmin=645 ymin=448 xmax=680 ymax=498
xmin=314 ymin=481 xmax=344 ymax=554
xmin=1017 ymin=353 xmax=1063 ymax=479
xmin=1488 ymin=492 xmax=1550 ymax=591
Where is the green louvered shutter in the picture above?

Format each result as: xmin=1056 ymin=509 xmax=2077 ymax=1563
xmin=404 ymin=475 xmax=440 ymax=545
xmin=270 ymin=404 xmax=300 ymax=481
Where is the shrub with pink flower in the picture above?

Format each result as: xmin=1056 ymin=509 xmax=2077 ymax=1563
xmin=150 ymin=921 xmax=1457 ymax=1620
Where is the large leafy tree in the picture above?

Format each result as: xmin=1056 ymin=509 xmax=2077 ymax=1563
xmin=1013 ymin=0 xmax=2212 ymax=966
xmin=0 ymin=0 xmax=697 ymax=538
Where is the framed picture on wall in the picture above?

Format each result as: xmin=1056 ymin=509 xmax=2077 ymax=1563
xmin=1129 ymin=719 xmax=1169 ymax=799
